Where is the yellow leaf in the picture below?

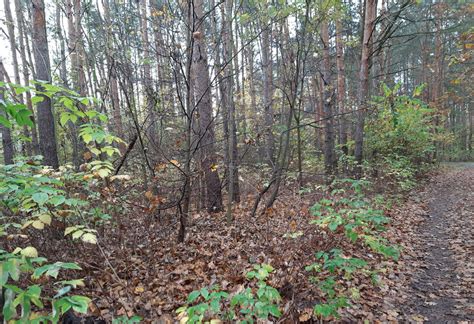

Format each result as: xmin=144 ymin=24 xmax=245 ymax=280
xmin=210 ymin=164 xmax=218 ymax=172
xmin=72 ymin=230 xmax=84 ymax=240
xmin=32 ymin=220 xmax=45 ymax=230
xmin=22 ymin=220 xmax=33 ymax=229
xmin=170 ymin=159 xmax=180 ymax=167
xmin=145 ymin=190 xmax=154 ymax=200
xmin=81 ymin=233 xmax=97 ymax=244
xmin=21 ymin=246 xmax=38 ymax=258
xmin=38 ymin=214 xmax=52 ymax=225
xmin=134 ymin=286 xmax=145 ymax=294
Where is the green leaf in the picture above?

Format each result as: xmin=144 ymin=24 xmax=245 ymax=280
xmin=31 ymin=96 xmax=44 ymax=105
xmin=200 ymin=287 xmax=209 ymax=300
xmin=49 ymin=195 xmax=66 ymax=206
xmin=187 ymin=290 xmax=201 ymax=303
xmin=32 ymin=192 xmax=48 ymax=205
xmin=69 ymin=295 xmax=91 ymax=313
xmin=60 ymin=113 xmax=71 ymax=126
xmin=54 ymin=285 xmax=72 ymax=298
xmin=16 ymin=108 xmax=33 ymax=127
xmin=0 ymin=114 xmax=12 ymax=128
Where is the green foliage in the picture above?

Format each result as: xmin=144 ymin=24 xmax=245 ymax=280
xmin=0 ymin=81 xmax=128 ymax=322
xmin=310 ymin=179 xmax=397 ymax=255
xmin=307 ymin=179 xmax=401 ymax=319
xmin=365 ymin=83 xmax=439 ymax=188
xmin=0 ymin=82 xmax=34 ymax=129
xmin=0 ymin=249 xmax=89 ymax=323
xmin=0 ymin=157 xmax=98 ymax=245
xmin=367 ymin=83 xmax=435 ymax=161
xmin=176 ymin=264 xmax=281 ymax=323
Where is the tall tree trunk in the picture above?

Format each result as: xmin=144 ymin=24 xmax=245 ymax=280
xmin=192 ymin=0 xmax=223 ymax=213
xmin=31 ymin=0 xmax=59 ymax=168
xmin=321 ymin=17 xmax=336 ymax=175
xmin=260 ymin=21 xmax=275 ymax=167
xmin=335 ymin=17 xmax=348 ymax=155
xmin=224 ymin=0 xmax=240 ymax=204
xmin=15 ymin=0 xmax=39 ymax=155
xmin=141 ymin=0 xmax=157 ymax=143
xmin=66 ymin=0 xmax=87 ymax=167
xmin=102 ymin=0 xmax=123 ymax=137
xmin=354 ymin=0 xmax=376 ymax=173
xmin=223 ymin=0 xmax=240 ymax=223
xmin=56 ymin=3 xmax=68 ymax=87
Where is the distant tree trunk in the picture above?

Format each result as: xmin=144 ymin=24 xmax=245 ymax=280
xmin=0 ymin=60 xmax=14 ymax=164
xmin=4 ymin=0 xmax=32 ymax=157
xmin=3 ymin=0 xmax=20 ymax=86
xmin=431 ymin=2 xmax=445 ymax=160
xmin=102 ymin=0 xmax=123 ymax=137
xmin=141 ymin=0 xmax=157 ymax=143
xmin=354 ymin=0 xmax=376 ymax=174
xmin=224 ymin=0 xmax=240 ymax=204
xmin=335 ymin=17 xmax=348 ymax=155
xmin=31 ymin=0 xmax=59 ymax=168
xmin=66 ymin=0 xmax=88 ymax=167
xmin=222 ymin=0 xmax=240 ymax=222
xmin=321 ymin=18 xmax=336 ymax=175
xmin=15 ymin=0 xmax=39 ymax=155
xmin=260 ymin=21 xmax=275 ymax=167
xmin=192 ymin=0 xmax=223 ymax=213
xmin=246 ymin=42 xmax=258 ymax=137
xmin=55 ymin=3 xmax=68 ymax=87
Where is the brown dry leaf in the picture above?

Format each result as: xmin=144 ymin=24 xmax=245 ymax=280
xmin=299 ymin=308 xmax=312 ymax=321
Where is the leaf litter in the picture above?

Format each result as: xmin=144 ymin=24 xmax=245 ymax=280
xmin=6 ymin=164 xmax=473 ymax=322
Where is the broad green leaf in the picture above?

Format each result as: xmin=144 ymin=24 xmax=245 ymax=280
xmin=49 ymin=195 xmax=66 ymax=206
xmin=32 ymin=192 xmax=48 ymax=205
xmin=187 ymin=290 xmax=200 ymax=303
xmin=0 ymin=114 xmax=12 ymax=128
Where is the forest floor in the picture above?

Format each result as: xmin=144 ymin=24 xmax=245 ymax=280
xmin=8 ymin=164 xmax=473 ymax=323
xmin=381 ymin=162 xmax=474 ymax=323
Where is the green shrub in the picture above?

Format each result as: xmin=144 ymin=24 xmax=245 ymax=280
xmin=176 ymin=264 xmax=282 ymax=323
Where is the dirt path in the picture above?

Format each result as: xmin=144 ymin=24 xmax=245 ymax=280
xmin=389 ymin=164 xmax=474 ymax=323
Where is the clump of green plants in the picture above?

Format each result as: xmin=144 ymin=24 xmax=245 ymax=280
xmin=0 ymin=248 xmax=90 ymax=323
xmin=365 ymin=83 xmax=440 ymax=188
xmin=306 ymin=178 xmax=400 ymax=320
xmin=176 ymin=264 xmax=281 ymax=323
xmin=310 ymin=178 xmax=398 ymax=259
xmin=305 ymin=249 xmax=367 ymax=319
xmin=0 ymin=81 xmax=128 ymax=322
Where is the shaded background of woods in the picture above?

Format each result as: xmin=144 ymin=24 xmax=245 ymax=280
xmin=0 ymin=0 xmax=472 ymax=234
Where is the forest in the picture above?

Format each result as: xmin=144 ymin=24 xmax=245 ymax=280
xmin=0 ymin=0 xmax=472 ymax=322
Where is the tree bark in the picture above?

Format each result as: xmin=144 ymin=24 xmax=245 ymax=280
xmin=192 ymin=0 xmax=223 ymax=213
xmin=260 ymin=20 xmax=275 ymax=167
xmin=321 ymin=17 xmax=336 ymax=175
xmin=354 ymin=0 xmax=376 ymax=173
xmin=31 ymin=0 xmax=59 ymax=168
xmin=141 ymin=0 xmax=157 ymax=142
xmin=15 ymin=0 xmax=40 ymax=155
xmin=335 ymin=17 xmax=348 ymax=155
